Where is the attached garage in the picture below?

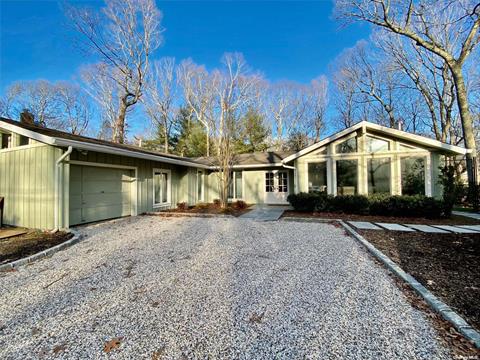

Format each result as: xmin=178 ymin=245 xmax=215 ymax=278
xmin=69 ymin=164 xmax=136 ymax=225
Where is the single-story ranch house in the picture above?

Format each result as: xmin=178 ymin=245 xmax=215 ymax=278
xmin=0 ymin=117 xmax=468 ymax=230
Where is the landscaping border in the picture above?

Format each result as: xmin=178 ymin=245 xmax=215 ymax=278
xmin=338 ymin=219 xmax=480 ymax=349
xmin=145 ymin=212 xmax=235 ymax=218
xmin=0 ymin=229 xmax=83 ymax=271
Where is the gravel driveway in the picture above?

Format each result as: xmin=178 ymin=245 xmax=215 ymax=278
xmin=0 ymin=216 xmax=451 ymax=359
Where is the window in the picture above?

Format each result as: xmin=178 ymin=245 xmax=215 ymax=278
xmin=335 ymin=137 xmax=357 ymax=154
xmin=368 ymin=158 xmax=391 ymax=194
xmin=1 ymin=133 xmax=11 ymax=149
xmin=19 ymin=135 xmax=29 ymax=146
xmin=336 ymin=160 xmax=358 ymax=195
xmin=265 ymin=172 xmax=274 ymax=193
xmin=401 ymin=157 xmax=425 ymax=195
xmin=308 ymin=162 xmax=327 ymax=193
xmin=153 ymin=169 xmax=171 ymax=206
xmin=228 ymin=171 xmax=243 ymax=199
xmin=278 ymin=172 xmax=288 ymax=193
xmin=197 ymin=170 xmax=204 ymax=202
xmin=366 ymin=136 xmax=389 ymax=152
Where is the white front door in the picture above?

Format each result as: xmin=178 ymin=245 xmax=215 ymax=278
xmin=265 ymin=170 xmax=289 ymax=204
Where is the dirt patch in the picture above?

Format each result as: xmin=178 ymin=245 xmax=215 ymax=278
xmin=167 ymin=203 xmax=252 ymax=217
xmin=358 ymin=229 xmax=480 ymax=334
xmin=283 ymin=210 xmax=480 ymax=225
xmin=0 ymin=230 xmax=73 ymax=265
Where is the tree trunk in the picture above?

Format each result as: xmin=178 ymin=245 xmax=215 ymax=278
xmin=164 ymin=126 xmax=169 ymax=154
xmin=449 ymin=64 xmax=478 ymax=208
xmin=113 ymin=100 xmax=127 ymax=143
xmin=206 ymin=131 xmax=210 ymax=157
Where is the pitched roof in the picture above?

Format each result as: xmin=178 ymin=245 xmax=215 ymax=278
xmin=195 ymin=151 xmax=295 ymax=168
xmin=282 ymin=121 xmax=468 ymax=163
xmin=0 ymin=117 xmax=209 ymax=169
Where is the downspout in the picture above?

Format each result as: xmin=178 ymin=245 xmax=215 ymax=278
xmin=54 ymin=146 xmax=73 ymax=231
xmin=282 ymin=163 xmax=297 ymax=194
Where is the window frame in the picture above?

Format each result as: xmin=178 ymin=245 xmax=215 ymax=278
xmin=366 ymin=156 xmax=393 ymax=195
xmin=152 ymin=168 xmax=172 ymax=208
xmin=335 ymin=158 xmax=359 ymax=195
xmin=228 ymin=171 xmax=244 ymax=200
xmin=399 ymin=155 xmax=427 ymax=196
xmin=306 ymin=160 xmax=328 ymax=193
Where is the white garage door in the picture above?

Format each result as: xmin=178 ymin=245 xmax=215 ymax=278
xmin=70 ymin=165 xmax=134 ymax=225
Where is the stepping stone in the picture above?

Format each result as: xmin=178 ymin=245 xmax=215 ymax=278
xmin=404 ymin=224 xmax=449 ymax=233
xmin=432 ymin=225 xmax=480 ymax=234
xmin=375 ymin=223 xmax=416 ymax=232
xmin=457 ymin=225 xmax=480 ymax=232
xmin=348 ymin=221 xmax=382 ymax=230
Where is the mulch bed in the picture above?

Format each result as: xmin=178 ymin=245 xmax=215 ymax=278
xmin=358 ymin=229 xmax=480 ymax=335
xmin=283 ymin=210 xmax=480 ymax=225
xmin=167 ymin=204 xmax=251 ymax=217
xmin=0 ymin=230 xmax=73 ymax=265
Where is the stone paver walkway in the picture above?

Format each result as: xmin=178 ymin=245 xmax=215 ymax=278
xmin=452 ymin=210 xmax=480 ymax=220
xmin=240 ymin=205 xmax=291 ymax=221
xmin=347 ymin=221 xmax=480 ymax=233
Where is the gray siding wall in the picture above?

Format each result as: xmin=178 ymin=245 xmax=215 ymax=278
xmin=0 ymin=144 xmax=60 ymax=229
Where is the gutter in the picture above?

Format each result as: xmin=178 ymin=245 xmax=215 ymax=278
xmin=54 ymin=146 xmax=73 ymax=231
xmin=52 ymin=138 xmax=211 ymax=169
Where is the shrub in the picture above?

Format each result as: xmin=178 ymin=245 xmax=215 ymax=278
xmin=232 ymin=200 xmax=248 ymax=210
xmin=213 ymin=199 xmax=221 ymax=208
xmin=287 ymin=192 xmax=446 ymax=218
xmin=176 ymin=202 xmax=188 ymax=211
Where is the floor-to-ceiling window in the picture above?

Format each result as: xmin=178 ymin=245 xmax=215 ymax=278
xmin=336 ymin=160 xmax=358 ymax=195
xmin=401 ymin=157 xmax=425 ymax=195
xmin=228 ymin=171 xmax=243 ymax=199
xmin=367 ymin=158 xmax=391 ymax=194
xmin=307 ymin=162 xmax=327 ymax=193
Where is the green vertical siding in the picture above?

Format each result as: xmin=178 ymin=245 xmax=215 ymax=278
xmin=0 ymin=144 xmax=60 ymax=229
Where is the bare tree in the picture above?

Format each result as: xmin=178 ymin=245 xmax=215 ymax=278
xmin=80 ymin=63 xmax=120 ymax=139
xmin=310 ymin=76 xmax=329 ymax=142
xmin=56 ymin=82 xmax=91 ymax=135
xmin=0 ymin=80 xmax=90 ymax=134
xmin=335 ymin=0 xmax=480 ymax=188
xmin=66 ymin=0 xmax=162 ymax=143
xmin=209 ymin=53 xmax=263 ymax=207
xmin=177 ymin=59 xmax=216 ymax=156
xmin=142 ymin=58 xmax=179 ymax=153
xmin=266 ymin=81 xmax=310 ymax=149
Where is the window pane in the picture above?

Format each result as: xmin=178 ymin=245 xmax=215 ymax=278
xmin=368 ymin=158 xmax=391 ymax=194
xmin=162 ymin=173 xmax=168 ymax=203
xmin=366 ymin=136 xmax=389 ymax=152
xmin=308 ymin=162 xmax=327 ymax=193
xmin=1 ymin=133 xmax=11 ymax=149
xmin=235 ymin=171 xmax=243 ymax=198
xmin=265 ymin=172 xmax=274 ymax=192
xmin=154 ymin=173 xmax=161 ymax=204
xmin=335 ymin=137 xmax=357 ymax=153
xmin=401 ymin=157 xmax=425 ymax=195
xmin=336 ymin=160 xmax=357 ymax=195
xmin=278 ymin=172 xmax=288 ymax=193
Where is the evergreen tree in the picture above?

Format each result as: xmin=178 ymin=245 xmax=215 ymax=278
xmin=235 ymin=108 xmax=269 ymax=153
xmin=175 ymin=107 xmax=208 ymax=157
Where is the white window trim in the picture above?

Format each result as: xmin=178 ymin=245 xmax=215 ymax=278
xmin=365 ymin=134 xmax=392 ymax=153
xmin=228 ymin=171 xmax=244 ymax=201
xmin=334 ymin=158 xmax=360 ymax=196
xmin=153 ymin=168 xmax=172 ymax=208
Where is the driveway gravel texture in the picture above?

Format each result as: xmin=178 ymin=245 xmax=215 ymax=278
xmin=0 ymin=216 xmax=452 ymax=359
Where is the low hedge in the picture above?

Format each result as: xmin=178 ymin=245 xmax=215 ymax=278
xmin=287 ymin=192 xmax=446 ymax=218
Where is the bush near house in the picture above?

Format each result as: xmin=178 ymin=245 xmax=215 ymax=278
xmin=287 ymin=192 xmax=446 ymax=219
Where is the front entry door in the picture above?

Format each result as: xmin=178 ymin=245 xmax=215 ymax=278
xmin=265 ymin=170 xmax=288 ymax=204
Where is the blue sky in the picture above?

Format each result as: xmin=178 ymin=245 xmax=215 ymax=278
xmin=0 ymin=0 xmax=371 ymax=134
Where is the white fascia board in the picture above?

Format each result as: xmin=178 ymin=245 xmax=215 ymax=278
xmin=52 ymin=138 xmax=211 ymax=169
xmin=0 ymin=121 xmax=56 ymax=145
xmin=364 ymin=122 xmax=468 ymax=154
xmin=282 ymin=122 xmax=364 ymax=163
xmin=209 ymin=163 xmax=284 ymax=170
